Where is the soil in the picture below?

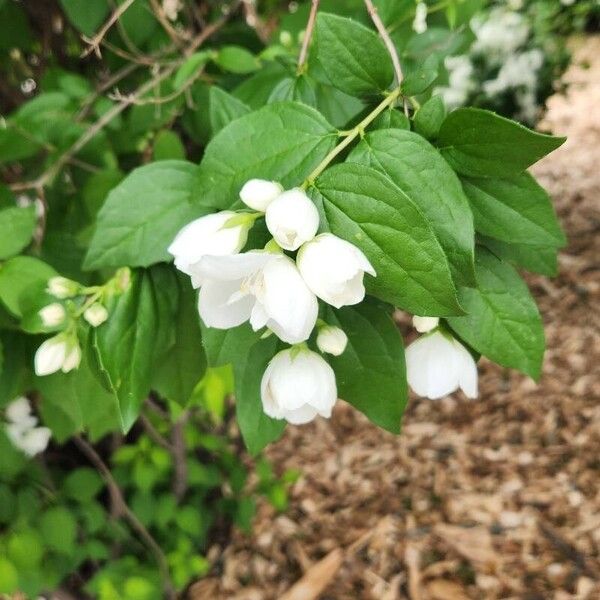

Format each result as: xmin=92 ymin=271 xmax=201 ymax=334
xmin=189 ymin=36 xmax=600 ymax=600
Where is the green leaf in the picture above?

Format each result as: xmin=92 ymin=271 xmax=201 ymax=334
xmin=39 ymin=506 xmax=77 ymax=556
xmin=195 ymin=102 xmax=336 ymax=210
xmin=0 ymin=557 xmax=18 ymax=594
xmin=461 ymin=172 xmax=566 ymax=248
xmin=0 ymin=205 xmax=36 ymax=259
xmin=202 ymin=325 xmax=285 ymax=454
xmin=326 ymin=299 xmax=406 ymax=433
xmin=59 ymin=0 xmax=109 ymax=36
xmin=173 ymin=51 xmax=213 ymax=90
xmin=90 ymin=269 xmax=174 ymax=431
xmin=312 ymin=163 xmax=461 ymax=315
xmin=215 ymin=46 xmax=260 ymax=74
xmin=369 ymin=107 xmax=410 ymax=131
xmin=84 ymin=161 xmax=202 ymax=270
xmin=401 ymin=55 xmax=439 ymax=96
xmin=438 ymin=108 xmax=566 ymax=177
xmin=348 ymin=129 xmax=475 ymax=286
xmin=268 ymin=75 xmax=317 ymax=107
xmin=447 ymin=248 xmax=544 ymax=380
xmin=62 ymin=467 xmax=104 ymax=503
xmin=0 ymin=256 xmax=56 ymax=317
xmin=314 ymin=13 xmax=394 ymax=96
xmin=152 ymin=130 xmax=186 ymax=161
xmin=208 ymin=87 xmax=251 ymax=135
xmin=153 ymin=276 xmax=207 ymax=406
xmin=413 ymin=95 xmax=446 ymax=140
xmin=479 ymin=236 xmax=559 ymax=277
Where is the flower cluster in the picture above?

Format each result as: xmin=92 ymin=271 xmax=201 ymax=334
xmin=169 ymin=179 xmax=376 ymax=424
xmin=4 ymin=397 xmax=51 ymax=457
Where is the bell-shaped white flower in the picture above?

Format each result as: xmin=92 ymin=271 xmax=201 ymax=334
xmin=194 ymin=252 xmax=318 ymax=344
xmin=84 ymin=303 xmax=108 ymax=327
xmin=39 ymin=303 xmax=66 ymax=327
xmin=168 ymin=211 xmax=251 ymax=280
xmin=34 ymin=333 xmax=81 ymax=376
xmin=412 ymin=315 xmax=439 ymax=333
xmin=406 ymin=330 xmax=478 ymax=400
xmin=239 ymin=179 xmax=283 ymax=212
xmin=261 ymin=348 xmax=337 ymax=424
xmin=297 ymin=233 xmax=376 ymax=308
xmin=316 ymin=325 xmax=348 ymax=356
xmin=47 ymin=276 xmax=79 ymax=299
xmin=265 ymin=188 xmax=319 ymax=251
xmin=4 ymin=397 xmax=51 ymax=457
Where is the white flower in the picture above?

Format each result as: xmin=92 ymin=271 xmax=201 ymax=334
xmin=265 ymin=189 xmax=319 ymax=251
xmin=5 ymin=397 xmax=36 ymax=430
xmin=412 ymin=315 xmax=439 ymax=333
xmin=47 ymin=276 xmax=78 ymax=299
xmin=406 ymin=331 xmax=478 ymax=400
xmin=434 ymin=55 xmax=475 ymax=110
xmin=297 ymin=233 xmax=376 ymax=309
xmin=168 ymin=211 xmax=251 ymax=281
xmin=194 ymin=251 xmax=318 ymax=344
xmin=4 ymin=397 xmax=51 ymax=457
xmin=260 ymin=348 xmax=337 ymax=424
xmin=471 ymin=8 xmax=529 ymax=60
xmin=84 ymin=303 xmax=108 ymax=327
xmin=239 ymin=179 xmax=283 ymax=212
xmin=316 ymin=325 xmax=348 ymax=356
xmin=39 ymin=303 xmax=65 ymax=327
xmin=412 ymin=2 xmax=428 ymax=34
xmin=34 ymin=334 xmax=81 ymax=376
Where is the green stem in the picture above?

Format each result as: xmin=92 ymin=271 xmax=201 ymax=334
xmin=303 ymin=87 xmax=401 ymax=186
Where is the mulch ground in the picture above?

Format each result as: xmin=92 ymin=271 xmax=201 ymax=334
xmin=189 ymin=36 xmax=600 ymax=600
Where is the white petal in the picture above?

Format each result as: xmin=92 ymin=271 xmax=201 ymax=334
xmin=34 ymin=338 xmax=67 ymax=376
xmin=453 ymin=339 xmax=479 ymax=399
xmin=282 ymin=404 xmax=319 ymax=425
xmin=413 ymin=316 xmax=440 ymax=333
xmin=6 ymin=397 xmax=32 ymax=424
xmin=192 ymin=251 xmax=269 ymax=282
xmin=20 ymin=427 xmax=51 ymax=457
xmin=239 ymin=179 xmax=283 ymax=212
xmin=198 ymin=279 xmax=253 ymax=329
xmin=316 ymin=326 xmax=348 ymax=356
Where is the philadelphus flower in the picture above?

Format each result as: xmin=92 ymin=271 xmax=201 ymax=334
xmin=316 ymin=325 xmax=348 ymax=356
xmin=412 ymin=2 xmax=428 ymax=34
xmin=297 ymin=233 xmax=376 ymax=308
xmin=47 ymin=276 xmax=78 ymax=299
xmin=84 ymin=303 xmax=108 ymax=327
xmin=406 ymin=331 xmax=478 ymax=400
xmin=4 ymin=397 xmax=51 ymax=457
xmin=265 ymin=188 xmax=319 ymax=251
xmin=38 ymin=303 xmax=65 ymax=327
xmin=412 ymin=315 xmax=439 ymax=333
xmin=34 ymin=333 xmax=81 ymax=376
xmin=239 ymin=178 xmax=283 ymax=212
xmin=193 ymin=251 xmax=318 ymax=344
xmin=168 ymin=211 xmax=251 ymax=281
xmin=261 ymin=348 xmax=337 ymax=424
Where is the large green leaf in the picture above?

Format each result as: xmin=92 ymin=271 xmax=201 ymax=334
xmin=438 ymin=108 xmax=566 ymax=177
xmin=313 ymin=13 xmax=394 ymax=96
xmin=447 ymin=249 xmax=544 ymax=380
xmin=0 ymin=206 xmax=36 ymax=259
xmin=202 ymin=325 xmax=285 ymax=454
xmin=208 ymin=86 xmax=251 ymax=135
xmin=348 ymin=129 xmax=475 ymax=286
xmin=479 ymin=236 xmax=559 ymax=277
xmin=84 ymin=161 xmax=202 ymax=270
xmin=195 ymin=102 xmax=336 ymax=210
xmin=59 ymin=0 xmax=109 ymax=36
xmin=461 ymin=172 xmax=566 ymax=247
xmin=311 ymin=163 xmax=462 ymax=315
xmin=326 ymin=300 xmax=406 ymax=433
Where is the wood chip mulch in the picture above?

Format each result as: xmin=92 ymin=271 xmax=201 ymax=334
xmin=189 ymin=36 xmax=600 ymax=600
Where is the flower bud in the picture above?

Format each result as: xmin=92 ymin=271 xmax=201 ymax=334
xmin=239 ymin=179 xmax=283 ymax=212
xmin=316 ymin=325 xmax=348 ymax=356
xmin=47 ymin=276 xmax=79 ymax=299
xmin=5 ymin=397 xmax=36 ymax=429
xmin=84 ymin=303 xmax=108 ymax=327
xmin=34 ymin=334 xmax=81 ymax=376
xmin=39 ymin=303 xmax=66 ymax=327
xmin=168 ymin=211 xmax=250 ymax=284
xmin=412 ymin=2 xmax=428 ymax=34
xmin=265 ymin=189 xmax=319 ymax=251
xmin=261 ymin=348 xmax=337 ymax=424
xmin=412 ymin=315 xmax=439 ymax=333
xmin=406 ymin=331 xmax=478 ymax=400
xmin=297 ymin=233 xmax=376 ymax=308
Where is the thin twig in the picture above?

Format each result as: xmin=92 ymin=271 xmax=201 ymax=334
xmin=82 ymin=0 xmax=137 ymax=58
xmin=73 ymin=435 xmax=176 ymax=598
xmin=149 ymin=0 xmax=189 ymax=48
xmin=297 ymin=0 xmax=320 ymax=74
xmin=171 ymin=414 xmax=189 ymax=502
xmin=139 ymin=414 xmax=173 ymax=450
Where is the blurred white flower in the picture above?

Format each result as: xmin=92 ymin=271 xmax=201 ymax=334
xmin=412 ymin=2 xmax=428 ymax=34
xmin=194 ymin=252 xmax=318 ymax=344
xmin=4 ymin=397 xmax=51 ymax=457
xmin=265 ymin=188 xmax=319 ymax=251
xmin=297 ymin=233 xmax=375 ymax=308
xmin=406 ymin=331 xmax=478 ymax=399
xmin=239 ymin=179 xmax=283 ymax=212
xmin=435 ymin=55 xmax=475 ymax=110
xmin=261 ymin=348 xmax=337 ymax=424
xmin=84 ymin=303 xmax=108 ymax=327
xmin=471 ymin=8 xmax=529 ymax=61
xmin=34 ymin=334 xmax=81 ymax=376
xmin=38 ymin=303 xmax=65 ymax=327
xmin=316 ymin=325 xmax=348 ymax=356
xmin=412 ymin=315 xmax=439 ymax=333
xmin=47 ymin=276 xmax=78 ymax=299
xmin=168 ymin=211 xmax=251 ymax=283
xmin=6 ymin=397 xmax=37 ymax=430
